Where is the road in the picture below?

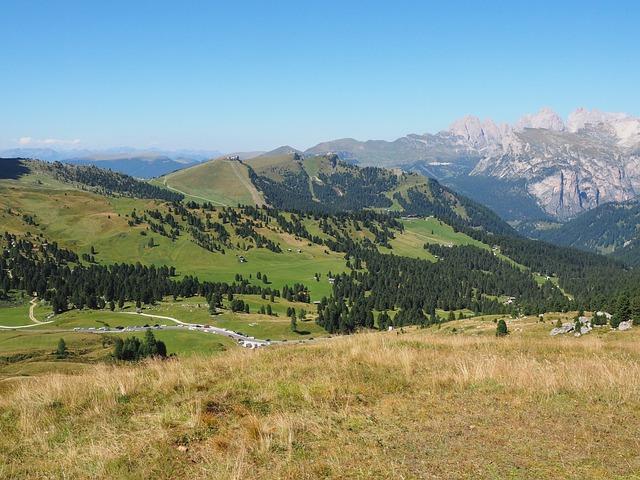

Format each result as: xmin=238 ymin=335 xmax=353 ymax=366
xmin=118 ymin=311 xmax=270 ymax=345
xmin=0 ymin=303 xmax=319 ymax=348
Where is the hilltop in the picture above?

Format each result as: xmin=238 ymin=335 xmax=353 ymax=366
xmin=157 ymin=151 xmax=515 ymax=236
xmin=154 ymin=157 xmax=265 ymax=206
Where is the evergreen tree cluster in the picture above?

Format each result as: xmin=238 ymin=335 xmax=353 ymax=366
xmin=113 ymin=330 xmax=167 ymax=361
xmin=31 ymin=160 xmax=183 ymax=202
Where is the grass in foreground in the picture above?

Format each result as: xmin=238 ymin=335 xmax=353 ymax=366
xmin=1 ymin=317 xmax=639 ymax=479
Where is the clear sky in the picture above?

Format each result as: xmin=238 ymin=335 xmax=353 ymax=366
xmin=2 ymin=0 xmax=639 ymax=152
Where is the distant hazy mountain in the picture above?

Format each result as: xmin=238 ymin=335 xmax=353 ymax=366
xmin=306 ymin=108 xmax=640 ymax=222
xmin=0 ymin=147 xmax=223 ymax=178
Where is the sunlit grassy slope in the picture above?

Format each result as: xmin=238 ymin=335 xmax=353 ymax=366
xmin=1 ymin=315 xmax=638 ymax=479
xmin=153 ymin=158 xmax=265 ymax=206
xmin=381 ymin=216 xmax=488 ymax=260
xmin=0 ymin=179 xmax=347 ymax=299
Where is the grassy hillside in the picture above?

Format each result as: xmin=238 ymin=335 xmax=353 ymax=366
xmin=0 ymin=173 xmax=347 ymax=298
xmin=246 ymin=152 xmax=307 ymax=181
xmin=160 ymin=153 xmax=516 ymax=237
xmin=154 ymin=157 xmax=265 ymax=206
xmin=1 ymin=316 xmax=639 ymax=479
xmin=382 ymin=217 xmax=489 ymax=260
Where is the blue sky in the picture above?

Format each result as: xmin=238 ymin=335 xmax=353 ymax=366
xmin=2 ymin=0 xmax=639 ymax=152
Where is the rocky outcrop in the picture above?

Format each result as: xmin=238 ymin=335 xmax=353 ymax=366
xmin=550 ymin=316 xmax=593 ymax=336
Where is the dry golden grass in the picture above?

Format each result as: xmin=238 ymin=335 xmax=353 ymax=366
xmin=1 ymin=320 xmax=640 ymax=479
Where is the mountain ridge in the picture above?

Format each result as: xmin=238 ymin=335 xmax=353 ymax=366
xmin=305 ymin=107 xmax=640 ymax=222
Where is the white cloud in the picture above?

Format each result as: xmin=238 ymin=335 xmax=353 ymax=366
xmin=18 ymin=136 xmax=81 ymax=147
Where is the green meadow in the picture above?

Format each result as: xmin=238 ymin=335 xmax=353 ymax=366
xmin=153 ymin=158 xmax=264 ymax=206
xmin=0 ymin=180 xmax=348 ymax=300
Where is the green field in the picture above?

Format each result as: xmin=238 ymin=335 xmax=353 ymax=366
xmin=153 ymin=158 xmax=264 ymax=206
xmin=380 ymin=216 xmax=488 ymax=260
xmin=0 ymin=303 xmax=36 ymax=327
xmin=0 ymin=327 xmax=235 ymax=378
xmin=0 ymin=295 xmax=53 ymax=328
xmin=0 ymin=180 xmax=348 ymax=300
xmin=129 ymin=295 xmax=326 ymax=341
xmin=0 ymin=293 xmax=327 ymax=370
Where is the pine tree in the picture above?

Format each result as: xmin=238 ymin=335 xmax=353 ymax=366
xmin=113 ymin=338 xmax=124 ymax=360
xmin=496 ymin=319 xmax=508 ymax=337
xmin=56 ymin=338 xmax=68 ymax=358
xmin=631 ymin=296 xmax=640 ymax=325
xmin=156 ymin=340 xmax=167 ymax=357
xmin=616 ymin=295 xmax=631 ymax=322
xmin=144 ymin=329 xmax=157 ymax=356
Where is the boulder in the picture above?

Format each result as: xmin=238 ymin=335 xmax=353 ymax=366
xmin=550 ymin=323 xmax=574 ymax=336
xmin=618 ymin=320 xmax=633 ymax=331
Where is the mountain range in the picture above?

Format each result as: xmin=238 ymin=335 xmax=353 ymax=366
xmin=305 ymin=108 xmax=640 ymax=223
xmin=5 ymin=107 xmax=640 ymax=263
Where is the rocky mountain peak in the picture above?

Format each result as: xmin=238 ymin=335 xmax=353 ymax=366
xmin=448 ymin=115 xmax=510 ymax=151
xmin=567 ymin=108 xmax=640 ymax=147
xmin=514 ymin=107 xmax=565 ymax=132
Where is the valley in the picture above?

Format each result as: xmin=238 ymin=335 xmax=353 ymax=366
xmin=4 ymin=4 xmax=639 ymax=478
xmin=2 ymin=138 xmax=640 ymax=480
xmin=1 ymin=151 xmax=639 ymax=480
xmin=1 ymin=157 xmax=638 ymax=375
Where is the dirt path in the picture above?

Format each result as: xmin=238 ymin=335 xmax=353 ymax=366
xmin=29 ymin=297 xmax=43 ymax=323
xmin=0 ymin=298 xmax=55 ymax=329
xmin=228 ymin=161 xmax=264 ymax=206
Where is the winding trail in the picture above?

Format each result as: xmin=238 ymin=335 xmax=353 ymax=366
xmin=0 ymin=298 xmax=55 ymax=329
xmin=29 ymin=298 xmax=45 ymax=324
